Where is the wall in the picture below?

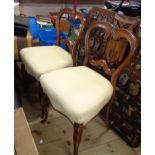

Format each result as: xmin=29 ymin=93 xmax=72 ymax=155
xmin=15 ymin=0 xmax=106 ymax=16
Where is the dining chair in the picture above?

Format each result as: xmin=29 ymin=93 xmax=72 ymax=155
xmin=20 ymin=7 xmax=86 ymax=89
xmin=19 ymin=8 xmax=86 ymax=120
xmin=39 ymin=21 xmax=137 ymax=155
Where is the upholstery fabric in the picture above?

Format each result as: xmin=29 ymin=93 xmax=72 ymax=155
xmin=40 ymin=66 xmax=113 ymax=125
xmin=20 ymin=46 xmax=73 ymax=79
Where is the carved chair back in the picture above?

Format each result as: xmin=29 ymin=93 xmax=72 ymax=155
xmin=83 ymin=21 xmax=137 ymax=92
xmin=56 ymin=8 xmax=86 ymax=65
xmin=83 ymin=21 xmax=137 ymax=126
xmin=83 ymin=22 xmax=137 ymax=126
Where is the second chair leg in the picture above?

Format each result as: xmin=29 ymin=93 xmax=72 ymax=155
xmin=40 ymin=94 xmax=50 ymax=123
xmin=73 ymin=123 xmax=84 ymax=155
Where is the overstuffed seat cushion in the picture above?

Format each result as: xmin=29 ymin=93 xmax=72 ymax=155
xmin=40 ymin=66 xmax=113 ymax=125
xmin=20 ymin=46 xmax=73 ymax=79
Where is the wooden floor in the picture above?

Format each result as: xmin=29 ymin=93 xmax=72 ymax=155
xmin=22 ymin=93 xmax=140 ymax=155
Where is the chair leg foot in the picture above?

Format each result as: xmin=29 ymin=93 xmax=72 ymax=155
xmin=40 ymin=94 xmax=49 ymax=123
xmin=73 ymin=123 xmax=84 ymax=155
xmin=41 ymin=110 xmax=48 ymax=123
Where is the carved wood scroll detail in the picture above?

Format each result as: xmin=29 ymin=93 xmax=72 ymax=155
xmin=83 ymin=21 xmax=137 ymax=90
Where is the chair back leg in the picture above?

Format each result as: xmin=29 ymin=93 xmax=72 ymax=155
xmin=73 ymin=123 xmax=84 ymax=155
xmin=40 ymin=94 xmax=50 ymax=123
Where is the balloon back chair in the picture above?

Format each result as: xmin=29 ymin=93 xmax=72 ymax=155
xmin=19 ymin=8 xmax=86 ymax=117
xmin=39 ymin=21 xmax=137 ymax=155
xmin=20 ymin=8 xmax=86 ymax=80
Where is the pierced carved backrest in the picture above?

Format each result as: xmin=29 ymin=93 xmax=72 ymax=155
xmin=56 ymin=8 xmax=86 ymax=64
xmin=87 ymin=7 xmax=140 ymax=34
xmin=87 ymin=7 xmax=115 ymax=26
xmin=83 ymin=21 xmax=137 ymax=90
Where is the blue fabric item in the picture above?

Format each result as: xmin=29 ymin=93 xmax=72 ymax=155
xmin=38 ymin=27 xmax=67 ymax=49
xmin=67 ymin=18 xmax=81 ymax=29
xmin=29 ymin=16 xmax=39 ymax=39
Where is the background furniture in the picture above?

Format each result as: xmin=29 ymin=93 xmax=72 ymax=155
xmin=14 ymin=30 xmax=33 ymax=61
xmin=103 ymin=51 xmax=141 ymax=147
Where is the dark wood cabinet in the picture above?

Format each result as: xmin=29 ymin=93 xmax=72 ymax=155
xmin=100 ymin=52 xmax=141 ymax=148
xmin=109 ymin=52 xmax=141 ymax=147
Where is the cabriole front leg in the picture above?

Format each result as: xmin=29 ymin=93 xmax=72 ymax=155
xmin=73 ymin=123 xmax=84 ymax=155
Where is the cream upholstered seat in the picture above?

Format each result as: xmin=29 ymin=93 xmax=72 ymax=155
xmin=40 ymin=66 xmax=113 ymax=125
xmin=20 ymin=46 xmax=73 ymax=79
